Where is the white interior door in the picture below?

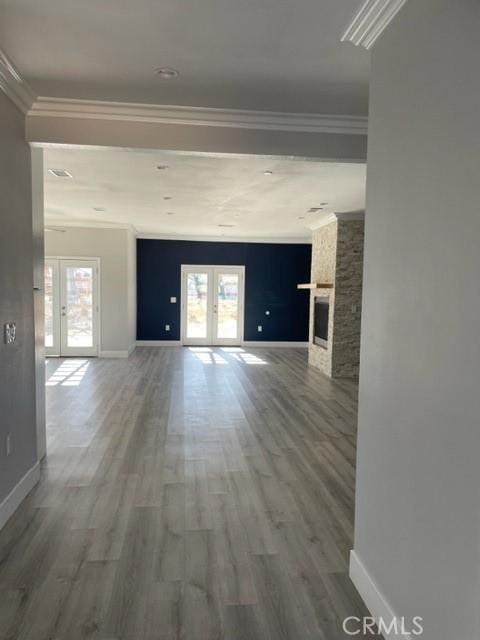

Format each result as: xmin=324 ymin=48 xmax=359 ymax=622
xmin=182 ymin=265 xmax=244 ymax=346
xmin=45 ymin=258 xmax=99 ymax=357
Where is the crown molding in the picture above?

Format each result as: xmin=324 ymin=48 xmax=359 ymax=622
xmin=136 ymin=232 xmax=311 ymax=244
xmin=310 ymin=210 xmax=365 ymax=230
xmin=44 ymin=223 xmax=311 ymax=244
xmin=28 ymin=96 xmax=368 ymax=136
xmin=45 ymin=219 xmax=138 ymax=234
xmin=0 ymin=49 xmax=36 ymax=113
xmin=341 ymin=0 xmax=409 ymax=49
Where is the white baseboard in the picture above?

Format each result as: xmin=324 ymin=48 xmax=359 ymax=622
xmin=0 ymin=462 xmax=40 ymax=531
xmin=136 ymin=340 xmax=308 ymax=348
xmin=242 ymin=341 xmax=309 ymax=348
xmin=99 ymin=350 xmax=130 ymax=358
xmin=349 ymin=550 xmax=412 ymax=639
xmin=136 ymin=340 xmax=182 ymax=347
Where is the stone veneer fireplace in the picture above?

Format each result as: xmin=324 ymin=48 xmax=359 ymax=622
xmin=308 ymin=212 xmax=364 ymax=378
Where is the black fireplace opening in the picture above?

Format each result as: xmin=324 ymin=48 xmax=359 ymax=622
xmin=314 ymin=296 xmax=329 ymax=348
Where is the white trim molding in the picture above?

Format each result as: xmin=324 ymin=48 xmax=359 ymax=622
xmin=341 ymin=0 xmax=409 ymax=50
xmin=0 ymin=462 xmax=40 ymax=531
xmin=136 ymin=340 xmax=182 ymax=347
xmin=136 ymin=340 xmax=308 ymax=348
xmin=242 ymin=341 xmax=308 ymax=349
xmin=0 ymin=48 xmax=36 ymax=113
xmin=350 ymin=550 xmax=413 ymax=639
xmin=137 ymin=233 xmax=311 ymax=245
xmin=28 ymin=97 xmax=368 ymax=136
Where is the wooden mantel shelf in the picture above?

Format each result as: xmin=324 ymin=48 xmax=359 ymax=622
xmin=297 ymin=282 xmax=334 ymax=290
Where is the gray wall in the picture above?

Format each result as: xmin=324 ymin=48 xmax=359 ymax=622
xmin=0 ymin=91 xmax=37 ymax=504
xmin=27 ymin=117 xmax=367 ymax=162
xmin=354 ymin=1 xmax=480 ymax=639
xmin=45 ymin=226 xmax=136 ymax=354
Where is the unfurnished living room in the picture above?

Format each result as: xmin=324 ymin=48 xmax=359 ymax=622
xmin=0 ymin=2 xmax=478 ymax=639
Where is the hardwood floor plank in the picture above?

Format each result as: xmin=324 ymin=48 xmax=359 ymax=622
xmin=155 ymin=483 xmax=185 ymax=582
xmin=0 ymin=347 xmax=371 ymax=640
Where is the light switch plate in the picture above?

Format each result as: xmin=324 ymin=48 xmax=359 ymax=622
xmin=257 ymin=325 xmax=262 ymax=332
xmin=4 ymin=322 xmax=16 ymax=345
xmin=165 ymin=324 xmax=170 ymax=331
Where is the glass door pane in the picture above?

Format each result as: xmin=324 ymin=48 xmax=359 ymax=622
xmin=186 ymin=272 xmax=209 ymax=339
xmin=216 ymin=273 xmax=240 ymax=339
xmin=45 ymin=264 xmax=54 ymax=348
xmin=65 ymin=266 xmax=94 ymax=348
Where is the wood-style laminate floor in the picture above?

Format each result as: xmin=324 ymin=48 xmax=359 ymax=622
xmin=0 ymin=347 xmax=375 ymax=640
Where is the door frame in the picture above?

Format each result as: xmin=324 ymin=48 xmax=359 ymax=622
xmin=180 ymin=264 xmax=245 ymax=346
xmin=45 ymin=258 xmax=61 ymax=357
xmin=45 ymin=256 xmax=101 ymax=357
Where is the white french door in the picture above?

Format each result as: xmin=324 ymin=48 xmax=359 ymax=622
xmin=181 ymin=265 xmax=244 ymax=346
xmin=45 ymin=258 xmax=99 ymax=357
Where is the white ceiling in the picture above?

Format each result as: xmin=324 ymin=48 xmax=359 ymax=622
xmin=44 ymin=147 xmax=366 ymax=241
xmin=0 ymin=0 xmax=369 ymax=115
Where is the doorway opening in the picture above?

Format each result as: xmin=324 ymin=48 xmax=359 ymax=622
xmin=45 ymin=258 xmax=100 ymax=357
xmin=181 ymin=265 xmax=244 ymax=346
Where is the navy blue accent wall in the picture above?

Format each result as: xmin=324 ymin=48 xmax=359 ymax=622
xmin=137 ymin=239 xmax=312 ymax=342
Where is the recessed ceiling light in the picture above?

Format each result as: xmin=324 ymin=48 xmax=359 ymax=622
xmin=48 ymin=169 xmax=73 ymax=178
xmin=320 ymin=202 xmax=329 ymax=206
xmin=156 ymin=67 xmax=179 ymax=80
xmin=93 ymin=207 xmax=106 ymax=212
xmin=298 ymin=216 xmax=306 ymax=219
xmin=308 ymin=207 xmax=324 ymax=213
xmin=163 ymin=196 xmax=172 ymax=200
xmin=263 ymin=170 xmax=273 ymax=176
xmin=218 ymin=223 xmax=236 ymax=228
xmin=166 ymin=212 xmax=175 ymax=216
xmin=156 ymin=165 xmax=169 ymax=171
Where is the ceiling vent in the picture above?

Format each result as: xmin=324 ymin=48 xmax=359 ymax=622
xmin=48 ymin=169 xmax=73 ymax=178
xmin=308 ymin=207 xmax=324 ymax=213
xmin=156 ymin=68 xmax=179 ymax=80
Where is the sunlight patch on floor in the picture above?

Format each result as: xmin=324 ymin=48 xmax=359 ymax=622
xmin=188 ymin=346 xmax=266 ymax=365
xmin=46 ymin=359 xmax=90 ymax=386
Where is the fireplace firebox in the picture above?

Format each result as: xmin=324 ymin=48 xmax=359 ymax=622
xmin=314 ymin=296 xmax=329 ymax=348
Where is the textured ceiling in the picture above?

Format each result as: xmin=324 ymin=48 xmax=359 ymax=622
xmin=0 ymin=0 xmax=369 ymax=114
xmin=44 ymin=147 xmax=366 ymax=240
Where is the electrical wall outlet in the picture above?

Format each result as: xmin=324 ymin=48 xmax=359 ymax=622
xmin=257 ymin=325 xmax=262 ymax=332
xmin=4 ymin=322 xmax=16 ymax=344
xmin=170 ymin=297 xmax=177 ymax=303
xmin=6 ymin=434 xmax=11 ymax=457
xmin=165 ymin=324 xmax=170 ymax=331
